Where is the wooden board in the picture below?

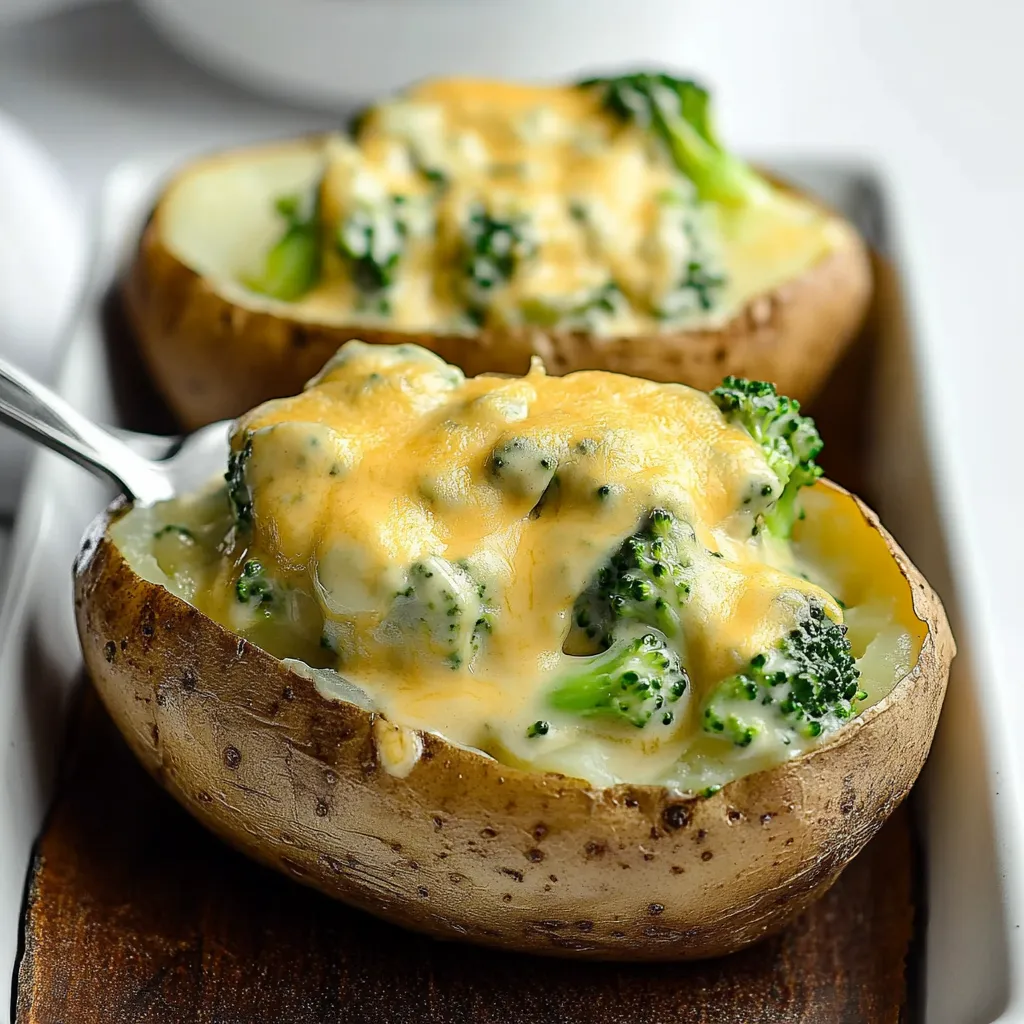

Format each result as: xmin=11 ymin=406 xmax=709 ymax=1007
xmin=15 ymin=283 xmax=921 ymax=1023
xmin=16 ymin=688 xmax=916 ymax=1024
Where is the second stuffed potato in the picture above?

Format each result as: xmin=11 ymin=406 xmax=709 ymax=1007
xmin=125 ymin=73 xmax=872 ymax=428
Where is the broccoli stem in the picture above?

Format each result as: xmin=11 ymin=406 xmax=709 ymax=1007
xmin=581 ymin=73 xmax=771 ymax=208
xmin=246 ymin=191 xmax=323 ymax=301
xmin=651 ymin=99 xmax=769 ymax=208
xmin=547 ymin=628 xmax=688 ymax=730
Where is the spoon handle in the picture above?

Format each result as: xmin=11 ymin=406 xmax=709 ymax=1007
xmin=0 ymin=355 xmax=174 ymax=503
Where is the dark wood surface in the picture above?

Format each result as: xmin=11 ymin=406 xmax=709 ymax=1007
xmin=16 ymin=688 xmax=916 ymax=1024
xmin=15 ymin=286 xmax=920 ymax=1023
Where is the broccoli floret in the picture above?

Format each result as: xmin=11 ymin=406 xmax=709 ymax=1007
xmin=245 ymin=190 xmax=323 ymax=301
xmin=580 ymin=72 xmax=769 ymax=207
xmin=702 ymin=598 xmax=864 ymax=746
xmin=547 ymin=629 xmax=689 ymax=729
xmin=571 ymin=509 xmax=698 ymax=650
xmin=460 ymin=203 xmax=536 ymax=324
xmin=385 ymin=556 xmax=493 ymax=669
xmin=676 ymin=259 xmax=725 ymax=314
xmin=487 ymin=436 xmax=559 ymax=507
xmin=337 ymin=194 xmax=413 ymax=313
xmin=225 ymin=435 xmax=254 ymax=527
xmin=650 ymin=190 xmax=727 ymax=320
xmin=711 ymin=376 xmax=823 ymax=538
xmin=235 ymin=558 xmax=275 ymax=606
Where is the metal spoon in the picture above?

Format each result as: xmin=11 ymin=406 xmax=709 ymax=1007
xmin=0 ymin=354 xmax=229 ymax=505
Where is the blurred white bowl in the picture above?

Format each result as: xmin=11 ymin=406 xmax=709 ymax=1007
xmin=135 ymin=0 xmax=703 ymax=109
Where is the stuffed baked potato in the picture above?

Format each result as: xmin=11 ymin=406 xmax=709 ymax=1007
xmin=124 ymin=73 xmax=872 ymax=429
xmin=74 ymin=343 xmax=950 ymax=959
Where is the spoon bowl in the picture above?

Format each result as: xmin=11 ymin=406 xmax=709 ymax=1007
xmin=0 ymin=353 xmax=229 ymax=504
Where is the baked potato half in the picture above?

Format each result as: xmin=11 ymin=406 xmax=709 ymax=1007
xmin=124 ymin=74 xmax=872 ymax=429
xmin=73 ymin=344 xmax=950 ymax=959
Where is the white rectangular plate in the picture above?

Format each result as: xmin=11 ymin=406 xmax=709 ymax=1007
xmin=0 ymin=158 xmax=1019 ymax=1023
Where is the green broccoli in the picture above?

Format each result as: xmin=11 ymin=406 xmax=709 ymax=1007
xmin=547 ymin=629 xmax=688 ymax=729
xmin=571 ymin=508 xmax=698 ymax=650
xmin=460 ymin=203 xmax=536 ymax=324
xmin=580 ymin=72 xmax=770 ymax=207
xmin=337 ymin=194 xmax=413 ymax=313
xmin=246 ymin=190 xmax=323 ymax=301
xmin=702 ymin=598 xmax=863 ymax=746
xmin=677 ymin=258 xmax=725 ymax=314
xmin=711 ymin=376 xmax=823 ymax=538
xmin=225 ymin=435 xmax=254 ymax=527
xmin=487 ymin=436 xmax=560 ymax=507
xmin=235 ymin=558 xmax=275 ymax=606
xmin=385 ymin=556 xmax=493 ymax=669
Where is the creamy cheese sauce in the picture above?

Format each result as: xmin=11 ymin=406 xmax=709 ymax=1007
xmin=318 ymin=79 xmax=714 ymax=334
xmin=113 ymin=343 xmax=923 ymax=790
xmin=158 ymin=78 xmax=849 ymax=336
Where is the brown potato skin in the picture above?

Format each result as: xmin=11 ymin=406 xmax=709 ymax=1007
xmin=123 ymin=163 xmax=872 ymax=430
xmin=73 ymin=483 xmax=952 ymax=960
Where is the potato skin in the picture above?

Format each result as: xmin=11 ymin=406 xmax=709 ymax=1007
xmin=73 ymin=484 xmax=951 ymax=960
xmin=123 ymin=159 xmax=872 ymax=430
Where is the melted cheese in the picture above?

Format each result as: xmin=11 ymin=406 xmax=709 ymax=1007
xmin=114 ymin=343 xmax=923 ymax=790
xmin=235 ymin=78 xmax=842 ymax=335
